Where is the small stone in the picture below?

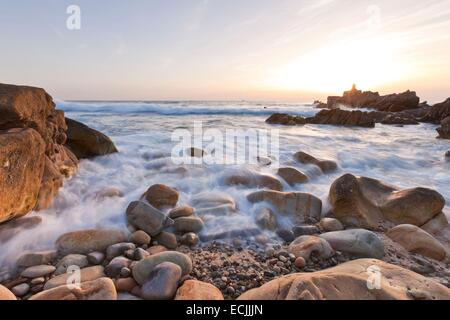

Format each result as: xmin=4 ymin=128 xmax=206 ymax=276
xmin=129 ymin=231 xmax=151 ymax=246
xmin=106 ymin=243 xmax=136 ymax=260
xmin=295 ymin=257 xmax=306 ymax=268
xmin=265 ymin=247 xmax=275 ymax=257
xmin=124 ymin=249 xmax=135 ymax=260
xmin=141 ymin=262 xmax=182 ymax=300
xmin=115 ymin=278 xmax=137 ymax=293
xmin=276 ymin=229 xmax=295 ymax=243
xmin=180 ymin=232 xmax=199 ymax=247
xmin=31 ymin=277 xmax=45 ymax=285
xmin=12 ymin=283 xmax=30 ymax=297
xmin=144 ymin=184 xmax=179 ymax=209
xmin=169 ymin=206 xmax=194 ymax=219
xmin=87 ymin=251 xmax=105 ymax=265
xmin=134 ymin=248 xmax=150 ymax=261
xmin=21 ymin=265 xmax=56 ymax=278
xmin=154 ymin=231 xmax=178 ymax=250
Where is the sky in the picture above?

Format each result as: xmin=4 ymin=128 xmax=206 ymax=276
xmin=0 ymin=0 xmax=450 ymax=102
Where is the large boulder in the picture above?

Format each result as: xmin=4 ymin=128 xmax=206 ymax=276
xmin=65 ymin=118 xmax=118 ymax=159
xmin=0 ymin=284 xmax=16 ymax=300
xmin=30 ymin=278 xmax=117 ymax=300
xmin=238 ymin=259 xmax=450 ymax=300
xmin=386 ymin=224 xmax=449 ymax=261
xmin=319 ymin=229 xmax=385 ymax=259
xmin=0 ymin=83 xmax=79 ymax=219
xmin=266 ymin=114 xmax=306 ymax=126
xmin=306 ymin=109 xmax=376 ymax=128
xmin=0 ymin=128 xmax=45 ymax=223
xmin=247 ymin=190 xmax=322 ymax=224
xmin=329 ymin=174 xmax=445 ymax=230
xmin=277 ymin=167 xmax=309 ymax=186
xmin=437 ymin=116 xmax=450 ymax=139
xmin=420 ymin=98 xmax=450 ymax=124
xmin=55 ymin=229 xmax=126 ymax=255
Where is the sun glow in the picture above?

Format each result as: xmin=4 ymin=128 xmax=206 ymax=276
xmin=266 ymin=37 xmax=408 ymax=94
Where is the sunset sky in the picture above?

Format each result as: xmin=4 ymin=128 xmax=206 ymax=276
xmin=1 ymin=0 xmax=450 ymax=102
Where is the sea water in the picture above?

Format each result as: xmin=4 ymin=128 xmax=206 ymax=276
xmin=1 ymin=101 xmax=449 ymax=267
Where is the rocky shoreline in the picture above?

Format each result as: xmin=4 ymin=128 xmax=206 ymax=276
xmin=266 ymin=85 xmax=450 ymax=138
xmin=1 ymin=83 xmax=450 ymax=301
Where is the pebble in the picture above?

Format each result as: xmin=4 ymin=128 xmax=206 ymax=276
xmin=31 ymin=277 xmax=45 ymax=285
xmin=115 ymin=277 xmax=137 ymax=293
xmin=295 ymin=257 xmax=306 ymax=268
xmin=21 ymin=265 xmax=56 ymax=278
xmin=276 ymin=229 xmax=295 ymax=243
xmin=180 ymin=232 xmax=199 ymax=247
xmin=11 ymin=283 xmax=30 ymax=297
xmin=55 ymin=254 xmax=89 ymax=275
xmin=265 ymin=247 xmax=275 ymax=257
xmin=292 ymin=225 xmax=321 ymax=237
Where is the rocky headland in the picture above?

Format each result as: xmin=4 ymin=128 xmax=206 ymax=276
xmin=267 ymin=85 xmax=450 ymax=137
xmin=0 ymin=83 xmax=449 ymax=301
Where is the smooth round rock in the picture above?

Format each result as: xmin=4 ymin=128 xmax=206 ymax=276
xmin=175 ymin=280 xmax=224 ymax=300
xmin=129 ymin=231 xmax=151 ymax=246
xmin=141 ymin=262 xmax=182 ymax=300
xmin=87 ymin=251 xmax=105 ymax=265
xmin=132 ymin=251 xmax=193 ymax=285
xmin=320 ymin=229 xmax=385 ymax=259
xmin=169 ymin=206 xmax=194 ymax=219
xmin=180 ymin=233 xmax=199 ymax=247
xmin=144 ymin=184 xmax=179 ymax=209
xmin=12 ymin=283 xmax=30 ymax=297
xmin=154 ymin=231 xmax=178 ymax=250
xmin=294 ymin=257 xmax=306 ymax=268
xmin=173 ymin=217 xmax=204 ymax=233
xmin=21 ymin=265 xmax=56 ymax=278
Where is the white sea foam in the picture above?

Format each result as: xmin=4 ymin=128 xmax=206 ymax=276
xmin=0 ymin=101 xmax=449 ymax=269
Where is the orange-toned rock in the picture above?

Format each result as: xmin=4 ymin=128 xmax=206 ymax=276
xmin=29 ymin=278 xmax=117 ymax=300
xmin=0 ymin=284 xmax=16 ymax=300
xmin=0 ymin=128 xmax=45 ymax=223
xmin=175 ymin=280 xmax=224 ymax=300
xmin=65 ymin=118 xmax=118 ymax=159
xmin=225 ymin=172 xmax=283 ymax=191
xmin=329 ymin=174 xmax=445 ymax=230
xmin=294 ymin=152 xmax=337 ymax=173
xmin=238 ymin=259 xmax=450 ymax=300
xmin=144 ymin=184 xmax=179 ymax=209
